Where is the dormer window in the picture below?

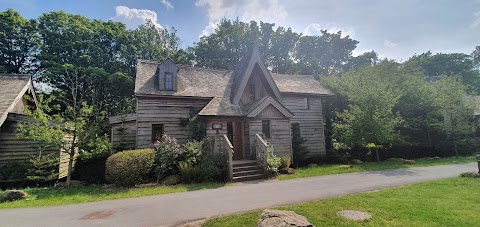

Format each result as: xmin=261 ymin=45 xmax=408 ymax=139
xmin=165 ymin=73 xmax=173 ymax=91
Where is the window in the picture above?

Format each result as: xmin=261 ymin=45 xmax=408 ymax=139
xmin=152 ymin=124 xmax=164 ymax=142
xmin=249 ymin=84 xmax=256 ymax=100
xmin=165 ymin=73 xmax=173 ymax=90
xmin=262 ymin=120 xmax=271 ymax=139
xmin=304 ymin=97 xmax=310 ymax=110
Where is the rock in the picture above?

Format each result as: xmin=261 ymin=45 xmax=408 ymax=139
xmin=55 ymin=180 xmax=87 ymax=188
xmin=307 ymin=164 xmax=317 ymax=168
xmin=351 ymin=159 xmax=363 ymax=164
xmin=338 ymin=165 xmax=353 ymax=169
xmin=337 ymin=210 xmax=371 ymax=221
xmin=428 ymin=156 xmax=440 ymax=160
xmin=1 ymin=190 xmax=28 ymax=203
xmin=403 ymin=160 xmax=416 ymax=165
xmin=279 ymin=168 xmax=296 ymax=174
xmin=163 ymin=175 xmax=181 ymax=186
xmin=257 ymin=209 xmax=313 ymax=227
xmin=460 ymin=171 xmax=480 ymax=178
xmin=176 ymin=219 xmax=206 ymax=227
xmin=385 ymin=158 xmax=405 ymax=162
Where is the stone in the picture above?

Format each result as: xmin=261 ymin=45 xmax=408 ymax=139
xmin=257 ymin=209 xmax=313 ymax=227
xmin=1 ymin=190 xmax=28 ymax=203
xmin=338 ymin=165 xmax=353 ymax=169
xmin=385 ymin=158 xmax=405 ymax=162
xmin=163 ymin=175 xmax=181 ymax=186
xmin=337 ymin=210 xmax=372 ymax=221
xmin=403 ymin=160 xmax=416 ymax=165
xmin=351 ymin=159 xmax=363 ymax=164
xmin=279 ymin=168 xmax=296 ymax=174
xmin=307 ymin=164 xmax=317 ymax=168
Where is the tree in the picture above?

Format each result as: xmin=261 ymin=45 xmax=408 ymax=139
xmin=325 ymin=62 xmax=404 ymax=161
xmin=403 ymin=52 xmax=480 ymax=94
xmin=431 ymin=76 xmax=477 ymax=158
xmin=0 ymin=9 xmax=40 ymax=74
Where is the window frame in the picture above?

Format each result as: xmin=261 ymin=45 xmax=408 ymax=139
xmin=165 ymin=73 xmax=173 ymax=91
xmin=151 ymin=124 xmax=164 ymax=142
xmin=262 ymin=120 xmax=271 ymax=139
xmin=304 ymin=97 xmax=310 ymax=110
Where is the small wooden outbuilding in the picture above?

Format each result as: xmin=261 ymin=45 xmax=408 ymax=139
xmin=0 ymin=74 xmax=70 ymax=183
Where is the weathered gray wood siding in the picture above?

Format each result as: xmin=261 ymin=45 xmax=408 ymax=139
xmin=136 ymin=97 xmax=210 ymax=148
xmin=249 ymin=118 xmax=291 ymax=157
xmin=241 ymin=74 xmax=267 ymax=105
xmin=158 ymin=60 xmax=179 ymax=91
xmin=281 ymin=94 xmax=326 ymax=155
xmin=0 ymin=119 xmax=70 ymax=182
xmin=111 ymin=121 xmax=136 ymax=149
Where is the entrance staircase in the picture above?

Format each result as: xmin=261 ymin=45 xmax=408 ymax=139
xmin=232 ymin=160 xmax=266 ymax=182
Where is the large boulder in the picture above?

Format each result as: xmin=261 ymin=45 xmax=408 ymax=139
xmin=1 ymin=190 xmax=28 ymax=203
xmin=257 ymin=209 xmax=313 ymax=227
xmin=351 ymin=159 xmax=363 ymax=164
xmin=163 ymin=175 xmax=181 ymax=186
xmin=279 ymin=168 xmax=296 ymax=174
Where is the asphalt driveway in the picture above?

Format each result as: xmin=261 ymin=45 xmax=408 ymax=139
xmin=0 ymin=162 xmax=476 ymax=227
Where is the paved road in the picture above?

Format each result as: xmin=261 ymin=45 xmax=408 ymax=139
xmin=1 ymin=163 xmax=477 ymax=227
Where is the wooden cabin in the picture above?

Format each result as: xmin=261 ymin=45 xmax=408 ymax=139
xmin=110 ymin=47 xmax=334 ymax=181
xmin=0 ymin=74 xmax=70 ymax=183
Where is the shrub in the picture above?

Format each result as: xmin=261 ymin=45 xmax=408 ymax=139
xmin=280 ymin=155 xmax=292 ymax=169
xmin=460 ymin=172 xmax=480 ymax=178
xmin=178 ymin=161 xmax=197 ymax=183
xmin=72 ymin=154 xmax=109 ymax=184
xmin=105 ymin=149 xmax=155 ymax=187
xmin=182 ymin=140 xmax=203 ymax=164
xmin=266 ymin=147 xmax=281 ymax=175
xmin=154 ymin=134 xmax=183 ymax=178
xmin=26 ymin=153 xmax=60 ymax=184
xmin=195 ymin=151 xmax=229 ymax=182
xmin=0 ymin=190 xmax=28 ymax=203
xmin=403 ymin=159 xmax=416 ymax=165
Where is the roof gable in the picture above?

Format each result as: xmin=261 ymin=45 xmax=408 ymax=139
xmin=245 ymin=96 xmax=292 ymax=118
xmin=0 ymin=74 xmax=38 ymax=127
xmin=231 ymin=46 xmax=282 ymax=104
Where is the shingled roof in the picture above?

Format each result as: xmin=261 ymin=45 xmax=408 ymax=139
xmin=0 ymin=74 xmax=37 ymax=127
xmin=271 ymin=73 xmax=334 ymax=96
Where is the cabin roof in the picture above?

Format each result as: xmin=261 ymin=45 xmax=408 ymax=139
xmin=0 ymin=74 xmax=36 ymax=127
xmin=271 ymin=73 xmax=334 ymax=96
xmin=198 ymin=97 xmax=243 ymax=116
xmin=135 ymin=61 xmax=333 ymax=98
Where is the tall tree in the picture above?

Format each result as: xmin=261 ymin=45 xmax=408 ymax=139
xmin=0 ymin=9 xmax=40 ymax=74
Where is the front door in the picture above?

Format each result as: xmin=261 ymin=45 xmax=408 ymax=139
xmin=227 ymin=121 xmax=244 ymax=160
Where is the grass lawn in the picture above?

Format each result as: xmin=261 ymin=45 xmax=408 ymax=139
xmin=203 ymin=177 xmax=480 ymax=226
xmin=0 ymin=182 xmax=225 ymax=209
xmin=277 ymin=155 xmax=476 ymax=180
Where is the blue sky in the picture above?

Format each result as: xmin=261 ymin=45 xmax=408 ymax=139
xmin=2 ymin=0 xmax=480 ymax=61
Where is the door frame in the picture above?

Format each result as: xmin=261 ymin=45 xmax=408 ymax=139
xmin=227 ymin=121 xmax=245 ymax=160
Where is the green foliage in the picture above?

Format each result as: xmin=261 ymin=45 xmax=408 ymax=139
xmin=26 ymin=153 xmax=60 ymax=184
xmin=325 ymin=62 xmax=404 ymax=150
xmin=0 ymin=9 xmax=40 ymax=74
xmin=180 ymin=110 xmax=207 ymax=141
xmin=266 ymin=147 xmax=281 ymax=174
xmin=291 ymin=124 xmax=310 ymax=167
xmin=182 ymin=140 xmax=203 ymax=164
xmin=177 ymin=161 xmax=197 ymax=183
xmin=0 ymin=162 xmax=28 ymax=182
xmin=105 ymin=149 xmax=155 ymax=187
xmin=195 ymin=151 xmax=229 ymax=182
xmin=279 ymin=155 xmax=292 ymax=169
xmin=194 ymin=18 xmax=375 ymax=75
xmin=154 ymin=134 xmax=184 ymax=178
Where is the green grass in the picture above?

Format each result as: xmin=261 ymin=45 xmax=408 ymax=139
xmin=277 ymin=155 xmax=476 ymax=180
xmin=0 ymin=182 xmax=225 ymax=209
xmin=203 ymin=177 xmax=480 ymax=226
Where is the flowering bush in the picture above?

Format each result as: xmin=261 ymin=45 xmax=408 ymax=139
xmin=266 ymin=147 xmax=281 ymax=175
xmin=154 ymin=134 xmax=203 ymax=179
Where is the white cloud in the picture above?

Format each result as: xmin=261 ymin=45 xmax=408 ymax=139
xmin=195 ymin=0 xmax=287 ymax=37
xmin=200 ymin=21 xmax=219 ymax=37
xmin=303 ymin=23 xmax=356 ymax=38
xmin=161 ymin=0 xmax=173 ymax=10
xmin=110 ymin=6 xmax=162 ymax=29
xmin=472 ymin=11 xmax=480 ymax=28
xmin=384 ymin=40 xmax=398 ymax=48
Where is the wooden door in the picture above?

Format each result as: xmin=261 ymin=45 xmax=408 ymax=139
xmin=231 ymin=122 xmax=244 ymax=160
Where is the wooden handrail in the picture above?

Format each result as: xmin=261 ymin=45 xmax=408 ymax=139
xmin=255 ymin=133 xmax=269 ymax=174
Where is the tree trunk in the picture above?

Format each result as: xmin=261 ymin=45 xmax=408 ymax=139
xmin=453 ymin=135 xmax=459 ymax=159
xmin=375 ymin=147 xmax=380 ymax=163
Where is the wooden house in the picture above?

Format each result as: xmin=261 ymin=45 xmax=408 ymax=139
xmin=0 ymin=74 xmax=70 ymax=183
xmin=110 ymin=47 xmax=334 ymax=181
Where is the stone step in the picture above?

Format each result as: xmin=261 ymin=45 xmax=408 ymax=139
xmin=233 ymin=165 xmax=261 ymax=173
xmin=233 ymin=169 xmax=263 ymax=177
xmin=232 ymin=173 xmax=266 ymax=182
xmin=232 ymin=160 xmax=258 ymax=168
